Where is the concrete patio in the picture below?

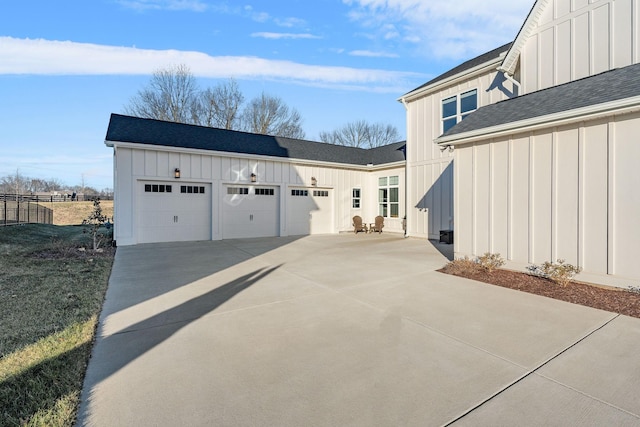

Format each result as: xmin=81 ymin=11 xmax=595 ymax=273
xmin=77 ymin=234 xmax=640 ymax=426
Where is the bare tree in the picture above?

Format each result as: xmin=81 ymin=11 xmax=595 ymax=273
xmin=319 ymin=120 xmax=400 ymax=148
xmin=241 ymin=93 xmax=306 ymax=139
xmin=125 ymin=64 xmax=200 ymax=124
xmin=195 ymin=79 xmax=244 ymax=129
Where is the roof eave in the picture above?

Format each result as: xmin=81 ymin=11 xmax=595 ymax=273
xmin=435 ymin=96 xmax=640 ymax=146
xmin=398 ymin=56 xmax=505 ymax=103
xmin=105 ymin=139 xmax=404 ymax=170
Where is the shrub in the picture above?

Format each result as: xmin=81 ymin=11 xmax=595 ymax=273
xmin=441 ymin=256 xmax=484 ymax=276
xmin=527 ymin=259 xmax=581 ymax=287
xmin=477 ymin=252 xmax=505 ymax=273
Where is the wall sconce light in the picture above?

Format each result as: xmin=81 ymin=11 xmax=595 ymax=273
xmin=311 ymin=177 xmax=317 ymax=186
xmin=250 ymin=173 xmax=257 ymax=183
xmin=174 ymin=168 xmax=181 ymax=179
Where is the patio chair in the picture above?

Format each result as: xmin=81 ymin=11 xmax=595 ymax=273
xmin=369 ymin=216 xmax=384 ymax=233
xmin=352 ymin=216 xmax=368 ymax=234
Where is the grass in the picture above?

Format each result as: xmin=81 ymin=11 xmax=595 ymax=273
xmin=50 ymin=200 xmax=113 ymax=225
xmin=0 ymin=224 xmax=114 ymax=426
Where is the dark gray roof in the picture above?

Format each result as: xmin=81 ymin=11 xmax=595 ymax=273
xmin=441 ymin=62 xmax=640 ymax=139
xmin=404 ymin=42 xmax=512 ymax=96
xmin=106 ymin=114 xmax=406 ymax=166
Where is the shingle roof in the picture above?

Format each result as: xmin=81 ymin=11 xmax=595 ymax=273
xmin=441 ymin=62 xmax=640 ymax=139
xmin=105 ymin=114 xmax=406 ymax=166
xmin=404 ymin=42 xmax=512 ymax=96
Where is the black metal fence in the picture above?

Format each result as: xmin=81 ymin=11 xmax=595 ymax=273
xmin=1 ymin=194 xmax=54 ymax=226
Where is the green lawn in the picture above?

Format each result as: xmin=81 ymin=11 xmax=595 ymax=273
xmin=0 ymin=224 xmax=114 ymax=426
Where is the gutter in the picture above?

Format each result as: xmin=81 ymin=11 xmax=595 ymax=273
xmin=498 ymin=68 xmax=521 ymax=91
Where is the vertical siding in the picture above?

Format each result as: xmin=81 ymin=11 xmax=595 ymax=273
xmin=521 ymin=0 xmax=638 ymax=93
xmin=405 ymin=67 xmax=513 ymax=238
xmin=454 ymin=112 xmax=640 ymax=287
xmin=112 ymin=143 xmax=378 ymax=245
xmin=612 ymin=114 xmax=640 ymax=279
xmin=581 ymin=120 xmax=608 ymax=273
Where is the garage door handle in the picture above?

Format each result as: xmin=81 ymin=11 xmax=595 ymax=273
xmin=250 ymin=214 xmax=253 ymax=221
xmin=174 ymin=215 xmax=178 ymax=223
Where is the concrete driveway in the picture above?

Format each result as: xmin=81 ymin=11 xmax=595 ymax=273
xmin=77 ymin=234 xmax=640 ymax=426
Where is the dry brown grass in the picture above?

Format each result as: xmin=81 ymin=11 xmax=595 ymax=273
xmin=51 ymin=200 xmax=113 ymax=225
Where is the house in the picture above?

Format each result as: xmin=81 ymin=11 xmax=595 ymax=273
xmin=106 ymin=0 xmax=639 ymax=288
xmin=105 ymin=114 xmax=406 ymax=246
xmin=400 ymin=0 xmax=640 ymax=288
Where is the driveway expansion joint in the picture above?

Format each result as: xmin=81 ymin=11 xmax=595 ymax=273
xmin=442 ymin=313 xmax=621 ymax=426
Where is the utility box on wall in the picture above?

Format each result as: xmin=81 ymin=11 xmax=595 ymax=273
xmin=439 ymin=230 xmax=453 ymax=244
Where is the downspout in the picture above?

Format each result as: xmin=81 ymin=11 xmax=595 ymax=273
xmin=400 ymin=97 xmax=409 ymax=237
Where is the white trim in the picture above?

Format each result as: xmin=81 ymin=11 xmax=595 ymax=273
xmin=435 ymin=96 xmax=640 ymax=146
xmin=500 ymin=0 xmax=551 ymax=75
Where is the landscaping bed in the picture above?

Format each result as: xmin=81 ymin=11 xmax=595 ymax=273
xmin=440 ymin=262 xmax=640 ymax=319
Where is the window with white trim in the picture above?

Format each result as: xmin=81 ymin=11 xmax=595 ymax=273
xmin=378 ymin=176 xmax=399 ymax=218
xmin=442 ymin=89 xmax=477 ymax=133
xmin=352 ymin=188 xmax=361 ymax=208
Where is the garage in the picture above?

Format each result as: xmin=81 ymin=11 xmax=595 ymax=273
xmin=288 ymin=187 xmax=333 ymax=235
xmin=222 ymin=185 xmax=280 ymax=239
xmin=137 ymin=181 xmax=212 ymax=244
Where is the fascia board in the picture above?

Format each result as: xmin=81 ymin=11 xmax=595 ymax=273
xmin=435 ymin=96 xmax=640 ymax=146
xmin=398 ymin=57 xmax=504 ymax=103
xmin=499 ymin=0 xmax=548 ymax=75
xmin=105 ymin=140 xmax=404 ymax=171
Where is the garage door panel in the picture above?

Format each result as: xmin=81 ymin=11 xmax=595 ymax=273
xmin=288 ymin=188 xmax=333 ymax=236
xmin=138 ymin=181 xmax=211 ymax=244
xmin=222 ymin=186 xmax=279 ymax=239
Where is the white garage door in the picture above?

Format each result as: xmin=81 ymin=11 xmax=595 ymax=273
xmin=138 ymin=182 xmax=211 ymax=244
xmin=222 ymin=186 xmax=279 ymax=239
xmin=288 ymin=188 xmax=333 ymax=236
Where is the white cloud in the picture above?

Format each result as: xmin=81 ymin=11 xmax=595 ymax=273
xmin=251 ymin=32 xmax=321 ymax=40
xmin=349 ymin=50 xmax=398 ymax=58
xmin=343 ymin=0 xmax=533 ymax=60
xmin=117 ymin=0 xmax=209 ymax=12
xmin=0 ymin=37 xmax=424 ymax=93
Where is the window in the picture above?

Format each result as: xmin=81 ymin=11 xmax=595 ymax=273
xmin=313 ymin=190 xmax=328 ymax=197
xmin=291 ymin=189 xmax=308 ymax=196
xmin=255 ymin=188 xmax=275 ymax=196
xmin=227 ymin=187 xmax=248 ymax=195
xmin=181 ymin=185 xmax=205 ymax=194
xmin=378 ymin=176 xmax=399 ymax=218
xmin=352 ymin=188 xmax=361 ymax=208
xmin=442 ymin=89 xmax=477 ymax=133
xmin=145 ymin=184 xmax=172 ymax=193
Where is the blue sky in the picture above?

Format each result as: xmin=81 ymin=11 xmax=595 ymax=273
xmin=0 ymin=0 xmax=533 ymax=191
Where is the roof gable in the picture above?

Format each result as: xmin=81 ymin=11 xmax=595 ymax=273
xmin=105 ymin=114 xmax=406 ymax=167
xmin=499 ymin=0 xmax=549 ymax=75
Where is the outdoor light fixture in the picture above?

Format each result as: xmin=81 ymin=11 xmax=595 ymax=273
xmin=311 ymin=177 xmax=317 ymax=186
xmin=174 ymin=168 xmax=181 ymax=179
xmin=250 ymin=173 xmax=257 ymax=183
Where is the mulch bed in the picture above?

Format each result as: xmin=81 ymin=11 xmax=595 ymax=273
xmin=439 ymin=267 xmax=640 ymax=319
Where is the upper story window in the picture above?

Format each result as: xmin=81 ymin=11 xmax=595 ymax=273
xmin=442 ymin=89 xmax=477 ymax=133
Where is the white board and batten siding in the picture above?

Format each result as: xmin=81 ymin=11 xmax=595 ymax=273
xmin=404 ymin=66 xmax=515 ymax=239
xmin=112 ymin=146 xmax=374 ymax=245
xmin=454 ymin=111 xmax=640 ymax=288
xmin=520 ymin=0 xmax=640 ymax=94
